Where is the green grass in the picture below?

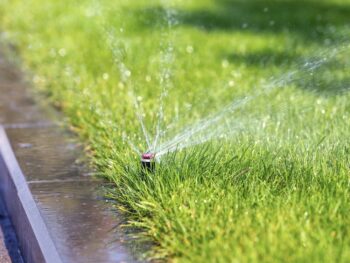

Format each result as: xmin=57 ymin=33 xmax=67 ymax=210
xmin=1 ymin=0 xmax=350 ymax=262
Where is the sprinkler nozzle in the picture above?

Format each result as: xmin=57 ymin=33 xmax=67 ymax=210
xmin=141 ymin=152 xmax=156 ymax=172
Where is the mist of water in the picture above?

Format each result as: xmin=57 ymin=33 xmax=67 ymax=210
xmin=151 ymin=45 xmax=349 ymax=159
xmin=152 ymin=1 xmax=178 ymax=153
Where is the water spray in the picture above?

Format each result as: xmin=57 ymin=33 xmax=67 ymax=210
xmin=141 ymin=152 xmax=156 ymax=172
xmin=123 ymin=43 xmax=349 ymax=165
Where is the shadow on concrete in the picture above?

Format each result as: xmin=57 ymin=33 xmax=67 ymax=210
xmin=0 ymin=200 xmax=24 ymax=263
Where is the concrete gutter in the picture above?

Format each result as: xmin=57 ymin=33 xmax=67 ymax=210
xmin=0 ymin=126 xmax=62 ymax=263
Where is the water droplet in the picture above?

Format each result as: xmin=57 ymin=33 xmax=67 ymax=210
xmin=222 ymin=59 xmax=229 ymax=68
xmin=186 ymin=45 xmax=194 ymax=54
xmin=231 ymin=71 xmax=241 ymax=78
xmin=64 ymin=66 xmax=72 ymax=76
xmin=145 ymin=75 xmax=152 ymax=82
xmin=33 ymin=75 xmax=46 ymax=84
xmin=324 ymin=39 xmax=331 ymax=45
xmin=49 ymin=48 xmax=56 ymax=57
xmin=33 ymin=75 xmax=40 ymax=83
xmin=184 ymin=103 xmax=192 ymax=109
xmin=58 ymin=48 xmax=66 ymax=57
xmin=102 ymin=73 xmax=109 ymax=80
xmin=125 ymin=70 xmax=131 ymax=77
xmin=118 ymin=82 xmax=125 ymax=89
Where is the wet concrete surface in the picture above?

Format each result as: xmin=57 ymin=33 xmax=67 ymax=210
xmin=0 ymin=50 xmax=141 ymax=262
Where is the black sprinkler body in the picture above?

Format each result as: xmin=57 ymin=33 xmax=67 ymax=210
xmin=141 ymin=152 xmax=156 ymax=172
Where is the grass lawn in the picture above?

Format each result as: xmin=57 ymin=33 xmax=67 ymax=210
xmin=1 ymin=0 xmax=350 ymax=262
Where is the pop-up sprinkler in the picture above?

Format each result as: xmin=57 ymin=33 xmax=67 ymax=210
xmin=141 ymin=152 xmax=156 ymax=172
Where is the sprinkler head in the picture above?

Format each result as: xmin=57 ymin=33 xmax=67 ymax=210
xmin=141 ymin=152 xmax=156 ymax=172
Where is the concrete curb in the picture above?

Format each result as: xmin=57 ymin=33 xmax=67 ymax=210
xmin=0 ymin=126 xmax=62 ymax=263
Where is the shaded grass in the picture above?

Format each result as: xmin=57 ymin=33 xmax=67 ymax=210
xmin=134 ymin=0 xmax=350 ymax=42
xmin=0 ymin=0 xmax=350 ymax=262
